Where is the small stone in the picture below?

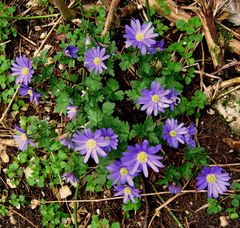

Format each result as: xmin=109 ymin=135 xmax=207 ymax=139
xmin=59 ymin=185 xmax=72 ymax=199
xmin=220 ymin=216 xmax=228 ymax=227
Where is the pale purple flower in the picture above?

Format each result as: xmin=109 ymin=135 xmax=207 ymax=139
xmin=168 ymin=183 xmax=181 ymax=194
xmin=84 ymin=46 xmax=110 ymax=74
xmin=63 ymin=45 xmax=78 ymax=58
xmin=196 ymin=166 xmax=231 ymax=198
xmin=62 ymin=173 xmax=79 ymax=187
xmin=85 ymin=35 xmax=91 ymax=46
xmin=60 ymin=137 xmax=74 ymax=150
xmin=148 ymin=40 xmax=164 ymax=54
xmin=124 ymin=19 xmax=158 ymax=55
xmin=72 ymin=128 xmax=110 ymax=164
xmin=13 ymin=126 xmax=34 ymax=151
xmin=19 ymin=85 xmax=41 ymax=105
xmin=166 ymin=88 xmax=180 ymax=111
xmin=114 ymin=185 xmax=141 ymax=203
xmin=100 ymin=128 xmax=118 ymax=152
xmin=66 ymin=105 xmax=78 ymax=120
xmin=106 ymin=160 xmax=136 ymax=186
xmin=137 ymin=81 xmax=172 ymax=116
xmin=162 ymin=119 xmax=188 ymax=148
xmin=184 ymin=123 xmax=197 ymax=149
xmin=11 ymin=55 xmax=34 ymax=85
xmin=121 ymin=139 xmax=164 ymax=178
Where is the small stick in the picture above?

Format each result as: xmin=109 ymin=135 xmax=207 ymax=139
xmin=0 ymin=204 xmax=39 ymax=228
xmin=101 ymin=0 xmax=121 ymax=36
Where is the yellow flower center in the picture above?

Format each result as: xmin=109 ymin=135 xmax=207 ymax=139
xmin=124 ymin=187 xmax=131 ymax=195
xmin=27 ymin=89 xmax=33 ymax=96
xmin=70 ymin=107 xmax=76 ymax=112
xmin=135 ymin=32 xmax=144 ymax=41
xmin=93 ymin=57 xmax=101 ymax=65
xmin=206 ymin=174 xmax=216 ymax=184
xmin=21 ymin=67 xmax=29 ymax=75
xmin=169 ymin=130 xmax=177 ymax=137
xmin=20 ymin=133 xmax=27 ymax=141
xmin=86 ymin=139 xmax=96 ymax=149
xmin=105 ymin=136 xmax=110 ymax=140
xmin=120 ymin=168 xmax=128 ymax=176
xmin=151 ymin=95 xmax=160 ymax=103
xmin=137 ymin=151 xmax=148 ymax=163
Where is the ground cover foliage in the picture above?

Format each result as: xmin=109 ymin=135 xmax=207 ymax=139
xmin=0 ymin=0 xmax=240 ymax=227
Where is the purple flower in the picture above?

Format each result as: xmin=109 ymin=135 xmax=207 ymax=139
xmin=148 ymin=40 xmax=164 ymax=54
xmin=62 ymin=173 xmax=79 ymax=187
xmin=106 ymin=160 xmax=136 ymax=186
xmin=166 ymin=88 xmax=180 ymax=111
xmin=63 ymin=45 xmax=78 ymax=58
xmin=124 ymin=19 xmax=158 ymax=55
xmin=60 ymin=137 xmax=75 ymax=150
xmin=184 ymin=123 xmax=196 ymax=149
xmin=72 ymin=128 xmax=110 ymax=164
xmin=100 ymin=128 xmax=118 ymax=152
xmin=162 ymin=119 xmax=188 ymax=148
xmin=13 ymin=126 xmax=34 ymax=151
xmin=11 ymin=55 xmax=34 ymax=85
xmin=137 ymin=81 xmax=172 ymax=116
xmin=19 ymin=85 xmax=41 ymax=105
xmin=66 ymin=105 xmax=78 ymax=120
xmin=121 ymin=139 xmax=164 ymax=178
xmin=84 ymin=46 xmax=110 ymax=74
xmin=85 ymin=35 xmax=91 ymax=46
xmin=196 ymin=166 xmax=231 ymax=198
xmin=168 ymin=183 xmax=181 ymax=194
xmin=114 ymin=185 xmax=141 ymax=203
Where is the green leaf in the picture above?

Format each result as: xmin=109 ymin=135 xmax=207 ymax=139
xmin=102 ymin=101 xmax=115 ymax=115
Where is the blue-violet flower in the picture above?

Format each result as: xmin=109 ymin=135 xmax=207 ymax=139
xmin=66 ymin=105 xmax=78 ymax=120
xmin=148 ymin=40 xmax=164 ymax=54
xmin=162 ymin=118 xmax=188 ymax=148
xmin=100 ymin=128 xmax=118 ymax=152
xmin=166 ymin=88 xmax=180 ymax=111
xmin=72 ymin=128 xmax=110 ymax=164
xmin=11 ymin=55 xmax=34 ymax=85
xmin=13 ymin=126 xmax=34 ymax=151
xmin=84 ymin=46 xmax=110 ymax=74
xmin=168 ymin=183 xmax=181 ymax=194
xmin=184 ymin=123 xmax=197 ymax=149
xmin=19 ymin=85 xmax=41 ymax=105
xmin=196 ymin=166 xmax=231 ymax=198
xmin=137 ymin=81 xmax=172 ymax=116
xmin=124 ymin=19 xmax=158 ymax=55
xmin=114 ymin=185 xmax=141 ymax=203
xmin=121 ymin=139 xmax=164 ymax=178
xmin=62 ymin=173 xmax=79 ymax=187
xmin=63 ymin=45 xmax=78 ymax=58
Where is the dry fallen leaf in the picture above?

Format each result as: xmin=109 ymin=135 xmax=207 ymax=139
xmin=24 ymin=166 xmax=34 ymax=179
xmin=59 ymin=185 xmax=72 ymax=199
xmin=222 ymin=137 xmax=240 ymax=151
xmin=220 ymin=216 xmax=229 ymax=227
xmin=0 ymin=144 xmax=9 ymax=163
xmin=6 ymin=179 xmax=17 ymax=188
xmin=30 ymin=199 xmax=40 ymax=209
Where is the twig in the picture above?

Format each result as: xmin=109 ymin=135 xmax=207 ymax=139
xmin=0 ymin=204 xmax=39 ymax=228
xmin=0 ymin=84 xmax=20 ymax=126
xmin=141 ymin=178 xmax=149 ymax=228
xmin=101 ymin=0 xmax=121 ymax=36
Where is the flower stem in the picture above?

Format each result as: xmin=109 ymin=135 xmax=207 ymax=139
xmin=74 ymin=183 xmax=80 ymax=228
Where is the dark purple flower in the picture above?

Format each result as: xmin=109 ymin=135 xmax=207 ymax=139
xmin=196 ymin=166 xmax=231 ymax=198
xmin=66 ymin=105 xmax=78 ymax=120
xmin=62 ymin=173 xmax=79 ymax=187
xmin=13 ymin=126 xmax=34 ymax=151
xmin=11 ymin=55 xmax=34 ymax=85
xmin=166 ymin=88 xmax=180 ymax=111
xmin=137 ymin=81 xmax=172 ymax=116
xmin=148 ymin=40 xmax=164 ymax=54
xmin=121 ymin=139 xmax=164 ymax=178
xmin=19 ymin=85 xmax=41 ymax=105
xmin=63 ymin=45 xmax=78 ymax=58
xmin=124 ymin=19 xmax=158 ymax=55
xmin=84 ymin=46 xmax=110 ymax=74
xmin=162 ymin=119 xmax=188 ymax=148
xmin=184 ymin=123 xmax=196 ymax=149
xmin=114 ymin=185 xmax=141 ymax=203
xmin=60 ymin=137 xmax=75 ymax=150
xmin=72 ymin=128 xmax=110 ymax=164
xmin=106 ymin=160 xmax=137 ymax=186
xmin=168 ymin=183 xmax=181 ymax=194
xmin=100 ymin=128 xmax=118 ymax=152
